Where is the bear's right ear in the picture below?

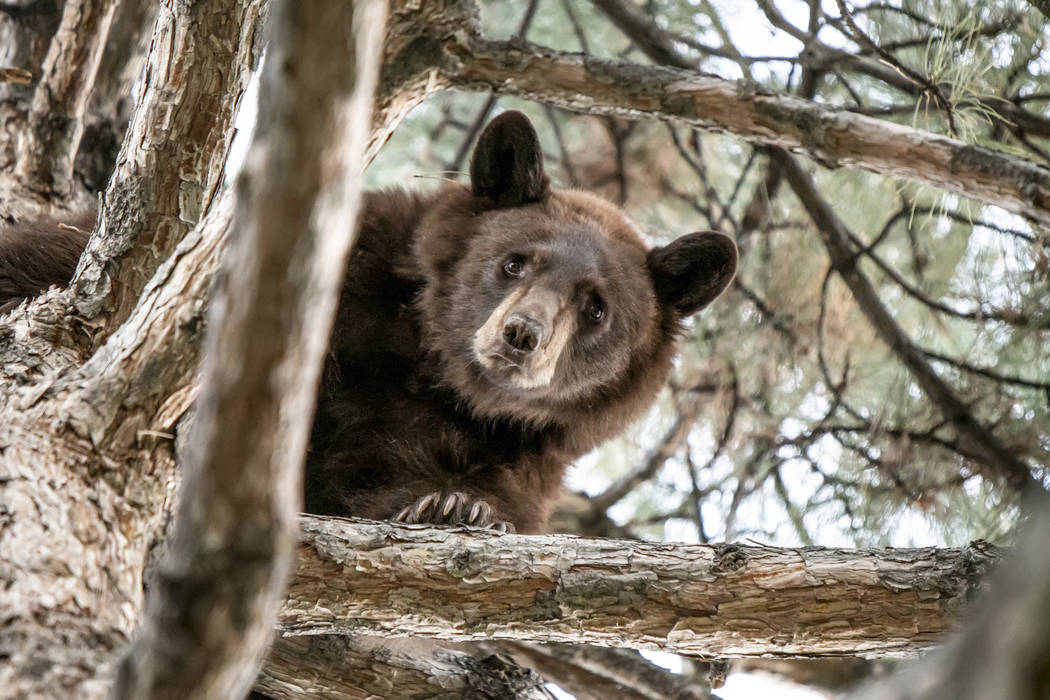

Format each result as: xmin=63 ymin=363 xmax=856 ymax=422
xmin=648 ymin=232 xmax=737 ymax=316
xmin=470 ymin=110 xmax=549 ymax=208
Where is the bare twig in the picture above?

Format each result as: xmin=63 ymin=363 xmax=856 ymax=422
xmin=772 ymin=147 xmax=1036 ymax=492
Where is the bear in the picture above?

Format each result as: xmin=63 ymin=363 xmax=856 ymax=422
xmin=0 ymin=213 xmax=92 ymax=315
xmin=0 ymin=111 xmax=737 ymax=534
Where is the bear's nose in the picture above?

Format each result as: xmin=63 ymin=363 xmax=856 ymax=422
xmin=502 ymin=313 xmax=544 ymax=353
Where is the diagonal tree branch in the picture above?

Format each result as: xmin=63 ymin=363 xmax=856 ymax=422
xmin=111 ymin=2 xmax=387 ymax=697
xmin=769 ymin=147 xmax=1036 ymax=493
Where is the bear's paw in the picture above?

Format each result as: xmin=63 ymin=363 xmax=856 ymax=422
xmin=393 ymin=491 xmax=515 ymax=533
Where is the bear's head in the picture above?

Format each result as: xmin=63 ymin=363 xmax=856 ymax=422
xmin=415 ymin=111 xmax=737 ymax=430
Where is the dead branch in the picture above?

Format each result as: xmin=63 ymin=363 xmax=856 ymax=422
xmin=770 ymin=147 xmax=1036 ymax=493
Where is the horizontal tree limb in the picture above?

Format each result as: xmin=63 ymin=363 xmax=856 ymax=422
xmin=280 ymin=517 xmax=1003 ymax=659
xmin=256 ymin=635 xmax=552 ymax=699
xmin=431 ymin=21 xmax=1050 ymax=225
xmin=849 ymin=491 xmax=1050 ymax=700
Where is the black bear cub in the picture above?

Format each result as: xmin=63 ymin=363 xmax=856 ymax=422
xmin=0 ymin=111 xmax=737 ymax=533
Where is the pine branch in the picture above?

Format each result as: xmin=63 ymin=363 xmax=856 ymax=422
xmin=277 ymin=516 xmax=1003 ymax=659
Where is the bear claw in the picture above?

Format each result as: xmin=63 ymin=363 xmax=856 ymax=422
xmin=393 ymin=491 xmax=514 ymax=532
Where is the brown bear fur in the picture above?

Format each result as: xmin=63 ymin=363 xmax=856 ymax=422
xmin=0 ymin=213 xmax=92 ymax=314
xmin=0 ymin=111 xmax=737 ymax=534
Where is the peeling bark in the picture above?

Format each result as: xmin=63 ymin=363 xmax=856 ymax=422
xmin=278 ymin=517 xmax=1002 ymax=659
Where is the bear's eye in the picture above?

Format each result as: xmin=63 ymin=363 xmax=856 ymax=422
xmin=502 ymin=256 xmax=526 ymax=278
xmin=585 ymin=296 xmax=605 ymax=324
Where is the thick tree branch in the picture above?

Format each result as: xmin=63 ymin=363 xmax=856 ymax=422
xmin=13 ymin=0 xmax=119 ymax=204
xmin=72 ymin=0 xmax=268 ymax=335
xmin=850 ymin=492 xmax=1050 ymax=699
xmin=769 ymin=148 xmax=1036 ymax=492
xmin=414 ymin=12 xmax=1050 ymax=226
xmin=257 ymin=635 xmax=553 ymax=699
xmin=0 ymin=0 xmax=268 ymax=379
xmin=279 ymin=517 xmax=1002 ymax=659
xmin=111 ymin=2 xmax=387 ymax=698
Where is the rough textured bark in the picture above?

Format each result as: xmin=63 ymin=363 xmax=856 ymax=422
xmin=0 ymin=196 xmax=232 ymax=697
xmin=14 ymin=0 xmax=120 ymax=205
xmin=111 ymin=1 xmax=387 ymax=698
xmin=72 ymin=0 xmax=269 ymax=335
xmin=278 ymin=517 xmax=1001 ymax=659
xmin=0 ymin=2 xmax=272 ymax=697
xmin=849 ymin=492 xmax=1050 ymax=700
xmin=257 ymin=635 xmax=553 ymax=700
xmin=0 ymin=0 xmax=268 ymax=373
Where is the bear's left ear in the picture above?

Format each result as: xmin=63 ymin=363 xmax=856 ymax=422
xmin=470 ymin=110 xmax=550 ymax=208
xmin=648 ymin=232 xmax=737 ymax=316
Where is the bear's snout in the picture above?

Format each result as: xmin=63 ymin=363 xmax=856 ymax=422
xmin=502 ymin=313 xmax=544 ymax=354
